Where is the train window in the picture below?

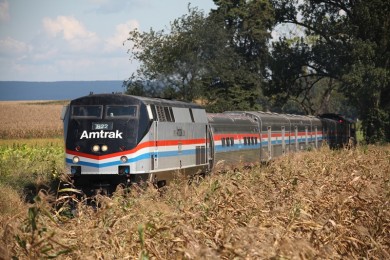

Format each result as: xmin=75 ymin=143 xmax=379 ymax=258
xmin=255 ymin=137 xmax=258 ymax=145
xmin=226 ymin=138 xmax=230 ymax=146
xmin=106 ymin=105 xmax=137 ymax=118
xmin=230 ymin=137 xmax=234 ymax=146
xmin=251 ymin=137 xmax=255 ymax=145
xmin=72 ymin=105 xmax=103 ymax=118
xmin=222 ymin=138 xmax=226 ymax=146
xmin=244 ymin=137 xmax=247 ymax=145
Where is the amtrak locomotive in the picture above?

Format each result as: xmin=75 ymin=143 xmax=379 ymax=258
xmin=61 ymin=93 xmax=356 ymax=193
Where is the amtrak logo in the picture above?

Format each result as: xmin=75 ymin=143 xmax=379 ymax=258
xmin=80 ymin=130 xmax=123 ymax=139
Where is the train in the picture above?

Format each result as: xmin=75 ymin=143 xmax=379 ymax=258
xmin=61 ymin=93 xmax=356 ymax=194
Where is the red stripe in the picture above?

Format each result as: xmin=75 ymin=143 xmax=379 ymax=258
xmin=66 ymin=138 xmax=206 ymax=160
xmin=156 ymin=138 xmax=206 ymax=146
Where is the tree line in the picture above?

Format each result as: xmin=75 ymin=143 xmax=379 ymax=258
xmin=124 ymin=0 xmax=389 ymax=143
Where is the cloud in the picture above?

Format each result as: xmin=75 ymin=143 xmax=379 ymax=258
xmin=0 ymin=37 xmax=30 ymax=56
xmin=42 ymin=16 xmax=93 ymax=40
xmin=42 ymin=16 xmax=100 ymax=51
xmin=0 ymin=8 xmax=138 ymax=81
xmin=0 ymin=0 xmax=9 ymax=22
xmin=104 ymin=19 xmax=139 ymax=52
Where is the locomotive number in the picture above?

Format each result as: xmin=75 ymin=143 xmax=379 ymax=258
xmin=92 ymin=122 xmax=113 ymax=130
xmin=95 ymin=124 xmax=108 ymax=129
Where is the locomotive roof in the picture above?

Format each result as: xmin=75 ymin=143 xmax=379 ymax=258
xmin=70 ymin=93 xmax=203 ymax=109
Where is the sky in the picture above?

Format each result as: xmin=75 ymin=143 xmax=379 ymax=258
xmin=0 ymin=0 xmax=216 ymax=82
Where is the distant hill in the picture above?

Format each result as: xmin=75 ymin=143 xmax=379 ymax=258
xmin=0 ymin=81 xmax=125 ymax=101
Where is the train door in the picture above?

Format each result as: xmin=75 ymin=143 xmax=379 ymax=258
xmin=257 ymin=119 xmax=263 ymax=161
xmin=267 ymin=126 xmax=272 ymax=159
xmin=294 ymin=126 xmax=298 ymax=151
xmin=206 ymin=125 xmax=214 ymax=171
xmin=281 ymin=126 xmax=286 ymax=154
xmin=305 ymin=126 xmax=309 ymax=147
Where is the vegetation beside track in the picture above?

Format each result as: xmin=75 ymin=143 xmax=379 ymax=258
xmin=0 ymin=144 xmax=389 ymax=259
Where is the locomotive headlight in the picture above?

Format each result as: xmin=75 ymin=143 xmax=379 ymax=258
xmin=101 ymin=145 xmax=108 ymax=152
xmin=92 ymin=145 xmax=100 ymax=152
xmin=72 ymin=156 xmax=80 ymax=163
xmin=120 ymin=156 xmax=128 ymax=163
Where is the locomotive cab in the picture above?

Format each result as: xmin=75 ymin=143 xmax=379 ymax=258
xmin=63 ymin=93 xmax=209 ymax=193
xmin=63 ymin=94 xmax=151 ymax=192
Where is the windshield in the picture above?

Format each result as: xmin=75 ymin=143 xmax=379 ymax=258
xmin=71 ymin=105 xmax=103 ymax=119
xmin=106 ymin=105 xmax=137 ymax=118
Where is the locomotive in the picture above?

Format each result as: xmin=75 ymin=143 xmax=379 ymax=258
xmin=61 ymin=93 xmax=356 ymax=193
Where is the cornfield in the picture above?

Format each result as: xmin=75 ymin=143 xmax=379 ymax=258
xmin=0 ymin=101 xmax=66 ymax=139
xmin=0 ymin=144 xmax=389 ymax=259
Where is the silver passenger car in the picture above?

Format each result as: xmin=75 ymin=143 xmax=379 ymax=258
xmin=221 ymin=111 xmax=324 ymax=161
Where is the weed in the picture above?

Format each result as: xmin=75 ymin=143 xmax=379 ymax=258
xmin=13 ymin=194 xmax=73 ymax=259
xmin=0 ymin=145 xmax=389 ymax=259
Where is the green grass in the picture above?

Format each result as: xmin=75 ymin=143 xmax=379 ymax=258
xmin=355 ymin=120 xmax=364 ymax=143
xmin=0 ymin=138 xmax=65 ymax=195
xmin=0 ymin=138 xmax=64 ymax=147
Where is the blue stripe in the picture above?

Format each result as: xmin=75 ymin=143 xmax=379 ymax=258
xmin=66 ymin=158 xmax=122 ymax=168
xmin=215 ymin=144 xmax=260 ymax=152
xmin=67 ymin=148 xmax=197 ymax=168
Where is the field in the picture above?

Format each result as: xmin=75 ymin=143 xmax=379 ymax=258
xmin=0 ymin=101 xmax=66 ymax=139
xmin=0 ymin=101 xmax=389 ymax=259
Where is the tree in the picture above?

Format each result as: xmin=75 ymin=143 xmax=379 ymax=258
xmin=205 ymin=0 xmax=274 ymax=111
xmin=125 ymin=1 xmax=275 ymax=112
xmin=125 ymin=6 xmax=212 ymax=101
xmin=269 ymin=0 xmax=390 ymax=142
